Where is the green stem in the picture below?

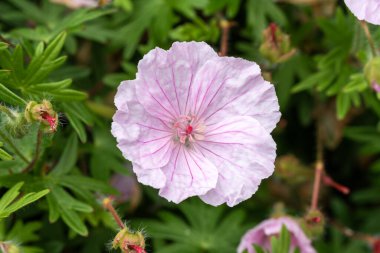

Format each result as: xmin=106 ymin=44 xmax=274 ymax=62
xmin=0 ymin=105 xmax=16 ymax=119
xmin=0 ymin=129 xmax=30 ymax=164
xmin=360 ymin=21 xmax=378 ymax=57
xmin=22 ymin=129 xmax=42 ymax=173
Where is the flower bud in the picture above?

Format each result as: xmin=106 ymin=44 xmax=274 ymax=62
xmin=275 ymin=155 xmax=312 ymax=185
xmin=0 ymin=242 xmax=21 ymax=253
xmin=364 ymin=57 xmax=380 ymax=93
xmin=300 ymin=209 xmax=325 ymax=239
xmin=113 ymin=227 xmax=146 ymax=253
xmin=259 ymin=23 xmax=296 ymax=63
xmin=24 ymin=100 xmax=58 ymax=133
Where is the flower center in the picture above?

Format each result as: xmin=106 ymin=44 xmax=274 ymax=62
xmin=173 ymin=115 xmax=205 ymax=146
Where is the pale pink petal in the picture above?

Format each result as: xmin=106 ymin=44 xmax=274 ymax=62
xmin=135 ymin=42 xmax=218 ymax=120
xmin=238 ymin=217 xmax=316 ymax=253
xmin=51 ymin=0 xmax=99 ymax=8
xmin=132 ymin=163 xmax=166 ymax=189
xmin=345 ymin=0 xmax=380 ymax=25
xmin=159 ymin=146 xmax=218 ymax=203
xmin=190 ymin=56 xmax=280 ymax=133
xmin=112 ymin=80 xmax=174 ymax=169
xmin=198 ymin=116 xmax=276 ymax=207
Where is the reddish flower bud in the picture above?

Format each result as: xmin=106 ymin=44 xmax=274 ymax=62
xmin=25 ymin=100 xmax=58 ymax=133
xmin=113 ymin=227 xmax=146 ymax=253
xmin=301 ymin=209 xmax=325 ymax=239
xmin=259 ymin=23 xmax=296 ymax=63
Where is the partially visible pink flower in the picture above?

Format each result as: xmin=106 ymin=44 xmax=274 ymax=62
xmin=372 ymin=82 xmax=380 ymax=93
xmin=344 ymin=0 xmax=380 ymax=25
xmin=51 ymin=0 xmax=107 ymax=8
xmin=112 ymin=42 xmax=280 ymax=207
xmin=237 ymin=217 xmax=316 ymax=253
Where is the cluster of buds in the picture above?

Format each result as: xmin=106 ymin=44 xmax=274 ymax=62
xmin=259 ymin=23 xmax=296 ymax=63
xmin=364 ymin=57 xmax=380 ymax=98
xmin=25 ymin=100 xmax=58 ymax=133
xmin=0 ymin=241 xmax=20 ymax=253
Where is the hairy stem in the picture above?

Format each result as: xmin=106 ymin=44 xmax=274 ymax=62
xmin=0 ymin=129 xmax=30 ymax=164
xmin=360 ymin=21 xmax=378 ymax=57
xmin=219 ymin=19 xmax=231 ymax=56
xmin=310 ymin=123 xmax=324 ymax=210
xmin=103 ymin=197 xmax=125 ymax=229
xmin=22 ymin=129 xmax=43 ymax=173
xmin=0 ymin=105 xmax=16 ymax=119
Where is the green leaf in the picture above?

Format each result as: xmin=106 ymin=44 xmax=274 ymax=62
xmin=60 ymin=207 xmax=88 ymax=236
xmin=0 ymin=182 xmax=24 ymax=213
xmin=343 ymin=74 xmax=368 ymax=93
xmin=50 ymin=133 xmax=78 ymax=176
xmin=50 ymin=186 xmax=93 ymax=213
xmin=3 ymin=189 xmax=50 ymax=216
xmin=0 ymin=182 xmax=49 ymax=219
xmin=292 ymin=71 xmax=331 ymax=93
xmin=0 ymin=42 xmax=8 ymax=50
xmin=28 ymin=79 xmax=72 ymax=91
xmin=0 ymin=147 xmax=13 ymax=161
xmin=0 ymin=82 xmax=26 ymax=105
xmin=25 ymin=32 xmax=67 ymax=85
xmin=336 ymin=93 xmax=351 ymax=119
xmin=47 ymin=89 xmax=88 ymax=101
xmin=59 ymin=175 xmax=116 ymax=194
xmin=65 ymin=111 xmax=87 ymax=143
xmin=46 ymin=194 xmax=60 ymax=223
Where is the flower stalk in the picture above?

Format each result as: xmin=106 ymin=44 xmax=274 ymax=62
xmin=360 ymin=21 xmax=378 ymax=56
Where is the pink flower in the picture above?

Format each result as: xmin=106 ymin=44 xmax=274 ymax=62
xmin=237 ymin=217 xmax=316 ymax=253
xmin=111 ymin=42 xmax=280 ymax=207
xmin=344 ymin=0 xmax=380 ymax=25
xmin=51 ymin=0 xmax=105 ymax=8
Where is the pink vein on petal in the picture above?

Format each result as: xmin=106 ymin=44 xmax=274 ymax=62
xmin=141 ymin=139 xmax=172 ymax=157
xmin=153 ymin=73 xmax=180 ymax=116
xmin=182 ymin=149 xmax=194 ymax=185
xmin=170 ymin=145 xmax=181 ymax=182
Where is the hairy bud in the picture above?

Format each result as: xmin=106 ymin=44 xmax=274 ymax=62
xmin=301 ymin=209 xmax=325 ymax=239
xmin=259 ymin=23 xmax=296 ymax=63
xmin=364 ymin=57 xmax=380 ymax=98
xmin=0 ymin=242 xmax=21 ymax=253
xmin=25 ymin=100 xmax=58 ymax=133
xmin=112 ymin=227 xmax=146 ymax=253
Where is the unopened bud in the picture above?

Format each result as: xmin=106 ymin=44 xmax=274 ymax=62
xmin=275 ymin=155 xmax=312 ymax=185
xmin=25 ymin=100 xmax=58 ymax=133
xmin=113 ymin=227 xmax=146 ymax=253
xmin=0 ymin=242 xmax=21 ymax=253
xmin=364 ymin=57 xmax=380 ymax=94
xmin=259 ymin=23 xmax=296 ymax=63
xmin=301 ymin=209 xmax=325 ymax=239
